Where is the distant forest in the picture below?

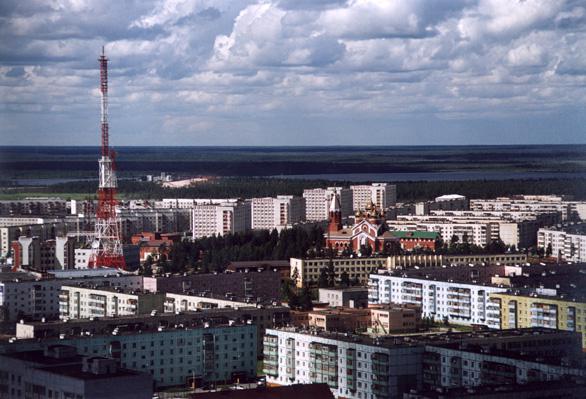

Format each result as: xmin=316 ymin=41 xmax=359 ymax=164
xmin=38 ymin=177 xmax=586 ymax=201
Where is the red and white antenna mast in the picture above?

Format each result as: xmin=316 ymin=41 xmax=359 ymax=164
xmin=89 ymin=46 xmax=126 ymax=269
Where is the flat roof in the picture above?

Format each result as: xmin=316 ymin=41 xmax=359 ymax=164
xmin=267 ymin=327 xmax=574 ymax=349
xmin=36 ymin=364 xmax=143 ymax=381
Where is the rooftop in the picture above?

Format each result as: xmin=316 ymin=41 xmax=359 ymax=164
xmin=190 ymin=384 xmax=334 ymax=399
xmin=267 ymin=327 xmax=575 ymax=349
xmin=389 ymin=231 xmax=440 ymax=240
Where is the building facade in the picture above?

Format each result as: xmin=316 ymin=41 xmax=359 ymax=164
xmin=59 ymin=285 xmax=165 ymax=320
xmin=303 ymin=187 xmax=352 ymax=222
xmin=350 ymin=183 xmax=397 ymax=211
xmin=537 ymin=225 xmax=586 ymax=262
xmin=368 ymin=274 xmax=507 ymax=328
xmin=0 ymin=272 xmax=143 ymax=322
xmin=0 ymin=346 xmax=153 ymax=399
xmin=192 ymin=200 xmax=251 ymax=239
xmin=490 ymin=292 xmax=586 ymax=349
xmin=251 ymin=196 xmax=305 ymax=231
xmin=263 ymin=328 xmax=424 ymax=399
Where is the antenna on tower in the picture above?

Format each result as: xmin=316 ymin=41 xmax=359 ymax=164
xmin=89 ymin=46 xmax=126 ymax=270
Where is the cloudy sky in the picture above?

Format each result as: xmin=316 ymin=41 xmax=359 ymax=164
xmin=1 ymin=0 xmax=586 ymax=146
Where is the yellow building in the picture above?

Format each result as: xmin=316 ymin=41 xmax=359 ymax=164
xmin=490 ymin=292 xmax=586 ymax=350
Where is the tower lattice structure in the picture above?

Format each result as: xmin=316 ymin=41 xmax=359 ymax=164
xmin=89 ymin=47 xmax=126 ymax=269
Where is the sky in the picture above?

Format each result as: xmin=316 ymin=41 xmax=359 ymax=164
xmin=1 ymin=0 xmax=586 ymax=146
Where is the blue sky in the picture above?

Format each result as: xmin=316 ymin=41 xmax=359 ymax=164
xmin=1 ymin=0 xmax=586 ymax=146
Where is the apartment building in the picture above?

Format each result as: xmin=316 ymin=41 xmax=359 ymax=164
xmin=59 ymin=285 xmax=166 ymax=320
xmin=0 ymin=221 xmax=64 ymax=258
xmin=388 ymin=214 xmax=549 ymax=248
xmin=423 ymin=341 xmax=585 ymax=390
xmin=469 ymin=195 xmax=585 ymax=221
xmin=303 ymin=187 xmax=353 ymax=222
xmin=4 ymin=321 xmax=257 ymax=388
xmin=191 ymin=200 xmax=251 ymax=238
xmin=143 ymin=270 xmax=282 ymax=301
xmin=0 ymin=346 xmax=153 ymax=399
xmin=154 ymin=198 xmax=235 ymax=209
xmin=251 ymin=195 xmax=305 ymax=231
xmin=368 ymin=274 xmax=507 ymax=328
xmin=490 ymin=291 xmax=586 ymax=349
xmin=0 ymin=272 xmax=143 ymax=322
xmin=263 ymin=328 xmax=424 ymax=399
xmin=538 ymin=224 xmax=586 ymax=262
xmin=0 ymin=198 xmax=68 ymax=216
xmin=350 ymin=183 xmax=397 ymax=211
xmin=15 ymin=304 xmax=290 ymax=358
xmin=290 ymin=257 xmax=388 ymax=288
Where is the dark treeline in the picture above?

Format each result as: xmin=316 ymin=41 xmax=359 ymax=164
xmin=39 ymin=177 xmax=586 ymax=201
xmin=153 ymin=225 xmax=324 ymax=275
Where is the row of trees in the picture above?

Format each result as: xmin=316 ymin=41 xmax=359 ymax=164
xmin=150 ymin=225 xmax=325 ymax=275
xmin=38 ymin=177 xmax=586 ymax=202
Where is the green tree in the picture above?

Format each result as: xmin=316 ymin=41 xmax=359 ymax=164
xmin=327 ymin=258 xmax=336 ymax=287
xmin=318 ymin=268 xmax=329 ymax=288
xmin=340 ymin=271 xmax=350 ymax=287
xmin=545 ymin=243 xmax=552 ymax=257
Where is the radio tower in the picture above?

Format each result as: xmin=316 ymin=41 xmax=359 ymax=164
xmin=89 ymin=47 xmax=126 ymax=269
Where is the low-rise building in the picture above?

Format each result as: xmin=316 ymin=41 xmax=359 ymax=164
xmin=0 ymin=345 xmax=152 ymax=399
xmin=291 ymin=257 xmax=387 ymax=288
xmin=302 ymin=308 xmax=371 ymax=332
xmin=386 ymin=253 xmax=528 ymax=269
xmin=388 ymin=231 xmax=439 ymax=252
xmin=369 ymin=304 xmax=421 ymax=334
xmin=318 ymin=287 xmax=369 ymax=308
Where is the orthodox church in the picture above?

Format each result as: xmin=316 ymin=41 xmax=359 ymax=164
xmin=325 ymin=193 xmax=397 ymax=254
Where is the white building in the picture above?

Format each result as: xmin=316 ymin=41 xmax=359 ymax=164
xmin=387 ymin=219 xmax=493 ymax=247
xmin=154 ymin=198 xmax=234 ymax=209
xmin=59 ymin=285 xmax=165 ymax=320
xmin=470 ymin=196 xmax=585 ymax=221
xmin=387 ymin=213 xmax=551 ymax=248
xmin=191 ymin=200 xmax=251 ymax=238
xmin=368 ymin=274 xmax=507 ymax=328
xmin=350 ymin=183 xmax=397 ymax=211
xmin=303 ymin=187 xmax=352 ymax=222
xmin=0 ymin=272 xmax=143 ymax=322
xmin=263 ymin=328 xmax=424 ymax=399
xmin=251 ymin=195 xmax=305 ymax=231
xmin=538 ymin=225 xmax=586 ymax=261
